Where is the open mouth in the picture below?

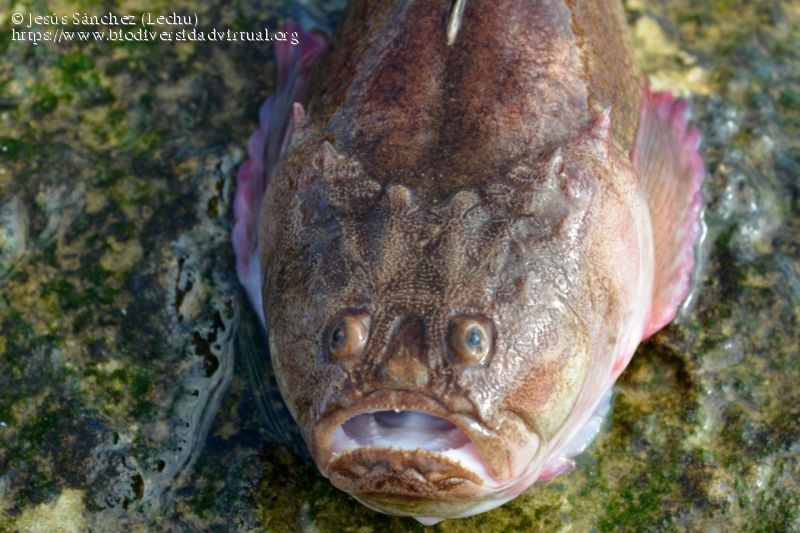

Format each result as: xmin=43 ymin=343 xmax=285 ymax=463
xmin=341 ymin=410 xmax=469 ymax=450
xmin=329 ymin=410 xmax=496 ymax=482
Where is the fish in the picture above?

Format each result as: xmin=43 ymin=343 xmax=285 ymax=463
xmin=232 ymin=0 xmax=704 ymax=524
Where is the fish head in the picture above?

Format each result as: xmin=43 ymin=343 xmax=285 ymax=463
xmin=259 ymin=124 xmax=622 ymax=519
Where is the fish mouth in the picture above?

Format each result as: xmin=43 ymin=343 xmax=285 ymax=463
xmin=312 ymin=391 xmax=540 ymax=511
xmin=331 ymin=410 xmax=496 ymax=484
xmin=338 ymin=410 xmax=470 ymax=453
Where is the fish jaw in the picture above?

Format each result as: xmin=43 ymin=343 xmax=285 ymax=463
xmin=309 ymin=390 xmax=542 ymax=520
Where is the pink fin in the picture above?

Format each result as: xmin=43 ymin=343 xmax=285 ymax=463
xmin=633 ymin=89 xmax=704 ymax=338
xmin=233 ymin=26 xmax=327 ymax=323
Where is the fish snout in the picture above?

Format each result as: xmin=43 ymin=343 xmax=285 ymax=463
xmin=374 ymin=314 xmax=431 ymax=389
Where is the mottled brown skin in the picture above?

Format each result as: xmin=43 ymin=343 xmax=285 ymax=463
xmin=307 ymin=0 xmax=642 ymax=195
xmin=260 ymin=0 xmax=651 ymax=516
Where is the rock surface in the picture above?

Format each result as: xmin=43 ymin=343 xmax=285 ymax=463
xmin=0 ymin=0 xmax=798 ymax=530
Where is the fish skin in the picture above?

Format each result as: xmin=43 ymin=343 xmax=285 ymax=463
xmin=303 ymin=0 xmax=644 ymax=195
xmin=235 ymin=0 xmax=703 ymax=522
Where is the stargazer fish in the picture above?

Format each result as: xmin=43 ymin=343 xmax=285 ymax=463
xmin=233 ymin=0 xmax=703 ymax=524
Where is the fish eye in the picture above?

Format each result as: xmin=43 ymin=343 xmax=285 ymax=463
xmin=447 ymin=317 xmax=493 ymax=363
xmin=327 ymin=313 xmax=371 ymax=362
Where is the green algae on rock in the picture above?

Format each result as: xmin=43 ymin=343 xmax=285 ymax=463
xmin=1 ymin=0 xmax=799 ymax=530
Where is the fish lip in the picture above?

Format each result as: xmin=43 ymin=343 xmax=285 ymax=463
xmin=311 ymin=390 xmax=515 ymax=483
xmin=327 ymin=446 xmax=488 ymax=507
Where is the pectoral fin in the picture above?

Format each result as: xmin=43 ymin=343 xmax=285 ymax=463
xmin=633 ymin=89 xmax=704 ymax=338
xmin=232 ymin=26 xmax=327 ymax=324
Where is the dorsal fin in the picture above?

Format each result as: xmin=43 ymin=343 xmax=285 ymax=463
xmin=447 ymin=0 xmax=467 ymax=45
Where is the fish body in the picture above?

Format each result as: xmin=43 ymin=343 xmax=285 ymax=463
xmin=233 ymin=0 xmax=703 ymax=523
